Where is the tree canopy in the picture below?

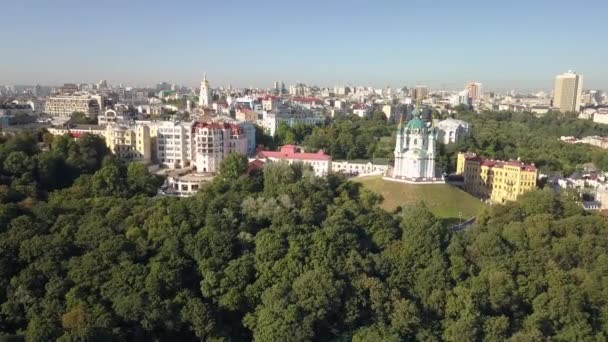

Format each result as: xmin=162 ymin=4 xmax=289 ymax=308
xmin=1 ymin=130 xmax=608 ymax=340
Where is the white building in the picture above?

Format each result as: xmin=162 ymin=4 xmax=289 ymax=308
xmin=199 ymin=74 xmax=211 ymax=108
xmin=192 ymin=122 xmax=248 ymax=173
xmin=390 ymin=107 xmax=441 ymax=182
xmin=593 ymin=108 xmax=608 ymax=125
xmin=260 ymin=110 xmax=325 ymax=136
xmin=156 ymin=121 xmax=194 ymax=168
xmin=256 ymin=145 xmax=331 ymax=177
xmin=98 ymin=105 xmax=133 ymax=125
xmin=436 ymin=118 xmax=470 ymax=144
xmin=331 ymin=160 xmax=389 ymax=176
xmin=162 ymin=171 xmax=214 ymax=197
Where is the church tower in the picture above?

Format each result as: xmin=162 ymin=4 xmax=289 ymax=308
xmin=199 ymin=73 xmax=211 ymax=108
xmin=392 ymin=106 xmax=439 ymax=181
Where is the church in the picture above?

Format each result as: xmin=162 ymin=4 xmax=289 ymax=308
xmin=386 ymin=106 xmax=443 ymax=183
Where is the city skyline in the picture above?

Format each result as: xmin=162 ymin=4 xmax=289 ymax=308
xmin=2 ymin=0 xmax=608 ymax=91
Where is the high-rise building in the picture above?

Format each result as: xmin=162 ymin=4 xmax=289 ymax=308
xmin=553 ymin=71 xmax=583 ymax=113
xmin=199 ymin=74 xmax=211 ymax=108
xmin=411 ymin=86 xmax=429 ymax=101
xmin=465 ymin=82 xmax=483 ymax=101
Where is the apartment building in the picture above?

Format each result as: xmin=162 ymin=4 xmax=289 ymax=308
xmin=105 ymin=124 xmax=151 ymax=163
xmin=156 ymin=121 xmax=194 ymax=168
xmin=193 ymin=122 xmax=248 ymax=173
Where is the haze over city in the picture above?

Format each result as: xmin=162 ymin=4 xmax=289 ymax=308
xmin=2 ymin=0 xmax=608 ymax=91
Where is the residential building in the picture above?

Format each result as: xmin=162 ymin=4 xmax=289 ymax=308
xmin=411 ymin=86 xmax=429 ymax=101
xmin=457 ymin=152 xmax=538 ymax=203
xmin=156 ymin=121 xmax=194 ymax=168
xmin=44 ymin=94 xmax=102 ymax=118
xmin=256 ymin=145 xmax=331 ymax=176
xmin=192 ymin=122 xmax=247 ymax=173
xmin=236 ymin=108 xmax=259 ymax=122
xmin=436 ymin=118 xmax=470 ymax=144
xmin=465 ymin=82 xmax=483 ymax=101
xmin=105 ymin=124 xmax=151 ymax=163
xmin=260 ymin=110 xmax=325 ymax=136
xmin=553 ymin=71 xmax=583 ymax=112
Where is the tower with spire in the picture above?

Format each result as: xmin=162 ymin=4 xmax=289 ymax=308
xmin=391 ymin=105 xmax=441 ymax=182
xmin=199 ymin=73 xmax=211 ymax=108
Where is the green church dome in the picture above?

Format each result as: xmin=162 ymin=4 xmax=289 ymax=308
xmin=406 ymin=117 xmax=425 ymax=129
xmin=405 ymin=105 xmax=426 ymax=130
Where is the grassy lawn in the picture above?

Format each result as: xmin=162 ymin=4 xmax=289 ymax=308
xmin=354 ymin=175 xmax=487 ymax=223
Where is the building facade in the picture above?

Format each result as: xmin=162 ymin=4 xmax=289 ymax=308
xmin=44 ymin=95 xmax=103 ymax=118
xmin=156 ymin=121 xmax=194 ymax=168
xmin=256 ymin=145 xmax=331 ymax=176
xmin=105 ymin=124 xmax=151 ymax=163
xmin=457 ymin=152 xmax=538 ymax=203
xmin=331 ymin=159 xmax=389 ymax=176
xmin=554 ymin=71 xmax=583 ymax=113
xmin=465 ymin=82 xmax=483 ymax=101
xmin=436 ymin=118 xmax=470 ymax=144
xmin=199 ymin=74 xmax=211 ymax=108
xmin=392 ymin=108 xmax=439 ymax=181
xmin=193 ymin=122 xmax=248 ymax=173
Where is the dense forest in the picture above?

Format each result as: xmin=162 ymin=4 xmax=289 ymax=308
xmin=1 ymin=132 xmax=608 ymax=341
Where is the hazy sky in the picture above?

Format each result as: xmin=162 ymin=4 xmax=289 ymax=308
xmin=2 ymin=0 xmax=607 ymax=91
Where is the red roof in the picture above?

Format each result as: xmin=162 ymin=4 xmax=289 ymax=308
xmin=260 ymin=95 xmax=281 ymax=101
xmin=258 ymin=145 xmax=331 ymax=161
xmin=193 ymin=121 xmax=241 ymax=133
xmin=292 ymin=97 xmax=322 ymax=104
xmin=247 ymin=159 xmax=265 ymax=174
xmin=465 ymin=152 xmax=536 ymax=171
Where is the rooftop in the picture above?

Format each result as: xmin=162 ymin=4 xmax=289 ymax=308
xmin=258 ymin=145 xmax=331 ymax=161
xmin=463 ymin=152 xmax=536 ymax=172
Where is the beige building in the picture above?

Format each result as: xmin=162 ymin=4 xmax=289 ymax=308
xmin=44 ymin=94 xmax=103 ymax=118
xmin=465 ymin=82 xmax=483 ymax=101
xmin=105 ymin=124 xmax=151 ymax=163
xmin=411 ymin=86 xmax=429 ymax=101
xmin=553 ymin=71 xmax=583 ymax=113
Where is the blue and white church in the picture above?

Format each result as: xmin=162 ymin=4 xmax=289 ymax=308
xmin=386 ymin=106 xmax=443 ymax=183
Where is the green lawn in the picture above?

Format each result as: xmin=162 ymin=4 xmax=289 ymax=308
xmin=354 ymin=175 xmax=487 ymax=223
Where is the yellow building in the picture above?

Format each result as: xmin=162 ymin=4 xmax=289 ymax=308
xmin=457 ymin=152 xmax=538 ymax=203
xmin=104 ymin=124 xmax=151 ymax=163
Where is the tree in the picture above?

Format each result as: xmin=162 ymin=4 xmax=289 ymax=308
xmin=3 ymin=151 xmax=35 ymax=176
xmin=220 ymin=153 xmax=248 ymax=179
xmin=70 ymin=111 xmax=97 ymax=125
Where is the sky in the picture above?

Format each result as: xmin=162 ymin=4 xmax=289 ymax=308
xmin=1 ymin=0 xmax=607 ymax=92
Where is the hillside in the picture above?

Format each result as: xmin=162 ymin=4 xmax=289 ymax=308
xmin=354 ymin=175 xmax=486 ymax=221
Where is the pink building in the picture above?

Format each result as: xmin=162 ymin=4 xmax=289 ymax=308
xmin=257 ymin=145 xmax=332 ymax=176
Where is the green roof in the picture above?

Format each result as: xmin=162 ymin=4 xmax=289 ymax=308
xmin=406 ymin=117 xmax=425 ymax=129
